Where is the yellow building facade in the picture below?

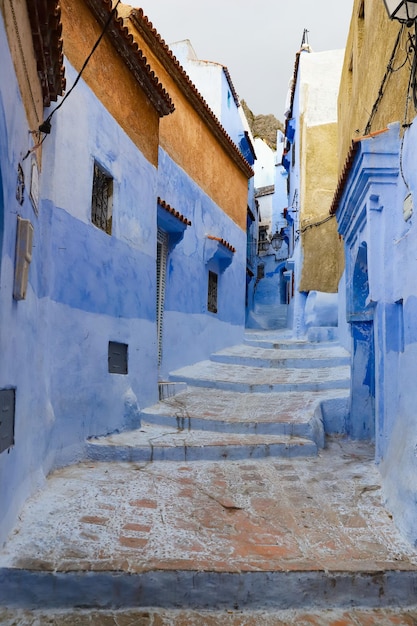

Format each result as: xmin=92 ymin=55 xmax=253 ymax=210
xmin=337 ymin=0 xmax=411 ymax=172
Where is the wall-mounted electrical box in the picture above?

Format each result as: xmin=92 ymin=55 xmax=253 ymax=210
xmin=0 ymin=389 xmax=15 ymax=454
xmin=108 ymin=341 xmax=128 ymax=375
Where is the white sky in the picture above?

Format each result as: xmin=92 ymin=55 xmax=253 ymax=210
xmin=128 ymin=0 xmax=355 ymax=119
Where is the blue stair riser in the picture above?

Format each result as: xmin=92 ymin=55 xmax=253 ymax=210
xmin=2 ymin=568 xmax=416 ymax=611
xmin=244 ymin=339 xmax=340 ymax=350
xmin=210 ymin=354 xmax=350 ymax=368
xmin=86 ymin=441 xmax=318 ymax=463
xmin=140 ymin=412 xmax=321 ymax=441
xmin=168 ymin=376 xmax=350 ymax=393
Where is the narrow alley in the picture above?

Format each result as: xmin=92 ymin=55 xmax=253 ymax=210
xmin=4 ymin=1 xmax=417 ymax=623
xmin=1 ymin=330 xmax=417 ymax=624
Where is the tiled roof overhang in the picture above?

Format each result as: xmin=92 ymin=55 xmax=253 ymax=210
xmin=207 ymin=235 xmax=236 ymax=253
xmin=329 ymin=141 xmax=360 ymax=216
xmin=127 ymin=8 xmax=254 ymax=179
xmin=85 ymin=0 xmax=174 ymax=117
xmin=255 ymin=185 xmax=275 ymax=198
xmin=288 ymin=52 xmax=301 ymax=120
xmin=26 ymin=0 xmax=66 ymax=106
xmin=158 ymin=197 xmax=191 ymax=226
xmin=223 ymin=66 xmax=240 ymax=107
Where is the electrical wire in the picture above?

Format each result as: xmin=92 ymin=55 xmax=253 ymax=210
xmin=364 ymin=24 xmax=405 ymax=135
xmin=300 ymin=213 xmax=335 ymax=234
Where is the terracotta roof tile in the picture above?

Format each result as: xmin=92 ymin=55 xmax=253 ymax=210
xmin=85 ymin=0 xmax=174 ymax=117
xmin=207 ymin=235 xmax=236 ymax=253
xmin=158 ymin=197 xmax=191 ymax=226
xmin=26 ymin=0 xmax=66 ymax=106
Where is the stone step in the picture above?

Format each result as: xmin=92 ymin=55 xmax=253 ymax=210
xmin=140 ymin=387 xmax=350 ymax=445
xmin=2 ymin=440 xmax=417 ymax=611
xmin=1 ymin=568 xmax=417 ymax=612
xmin=244 ymin=335 xmax=341 ymax=351
xmin=86 ymin=424 xmax=318 ymax=462
xmin=169 ymin=360 xmax=350 ymax=393
xmin=211 ymin=344 xmax=350 ymax=369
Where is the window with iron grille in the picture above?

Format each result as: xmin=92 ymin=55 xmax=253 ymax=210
xmin=91 ymin=161 xmax=113 ymax=234
xmin=208 ymin=270 xmax=218 ymax=314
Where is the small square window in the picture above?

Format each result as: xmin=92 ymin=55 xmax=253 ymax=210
xmin=92 ymin=162 xmax=113 ymax=235
xmin=208 ymin=270 xmax=218 ymax=314
xmin=108 ymin=341 xmax=128 ymax=375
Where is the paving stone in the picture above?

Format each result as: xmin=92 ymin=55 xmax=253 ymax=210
xmin=1 ymin=607 xmax=417 ymax=625
xmin=1 ymin=332 xmax=416 ymax=615
xmin=1 ymin=439 xmax=417 ymax=611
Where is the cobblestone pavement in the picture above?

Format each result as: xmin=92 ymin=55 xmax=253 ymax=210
xmin=2 ymin=332 xmax=417 ymax=617
xmin=1 ymin=607 xmax=417 ymax=625
xmin=1 ymin=439 xmax=416 ymax=575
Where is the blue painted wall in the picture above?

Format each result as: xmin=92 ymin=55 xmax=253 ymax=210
xmin=0 ymin=40 xmax=248 ymax=546
xmin=0 ymin=15 xmax=53 ymax=545
xmin=336 ymin=121 xmax=417 ymax=544
xmin=157 ymin=149 xmax=246 ymax=377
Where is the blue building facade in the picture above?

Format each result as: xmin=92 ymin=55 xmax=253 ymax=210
xmin=334 ymin=121 xmax=417 ymax=543
xmin=0 ymin=0 xmax=251 ymax=546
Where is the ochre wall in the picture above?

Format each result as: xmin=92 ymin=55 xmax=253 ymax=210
xmin=125 ymin=15 xmax=249 ymax=231
xmin=2 ymin=0 xmax=44 ymax=163
xmin=338 ymin=0 xmax=411 ymax=172
xmin=161 ymin=83 xmax=248 ymax=230
xmin=300 ymin=122 xmax=344 ymax=292
xmin=60 ymin=0 xmax=160 ymax=167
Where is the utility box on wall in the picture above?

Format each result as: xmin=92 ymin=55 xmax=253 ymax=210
xmin=0 ymin=389 xmax=15 ymax=453
xmin=13 ymin=216 xmax=34 ymax=300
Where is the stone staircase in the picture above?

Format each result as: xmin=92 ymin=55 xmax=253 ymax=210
xmin=3 ymin=330 xmax=417 ymax=621
xmin=87 ymin=330 xmax=350 ymax=463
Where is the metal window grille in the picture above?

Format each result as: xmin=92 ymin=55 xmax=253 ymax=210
xmin=91 ymin=162 xmax=113 ymax=234
xmin=157 ymin=228 xmax=168 ymax=366
xmin=208 ymin=270 xmax=218 ymax=314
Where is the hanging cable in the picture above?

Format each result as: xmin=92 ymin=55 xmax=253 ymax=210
xmin=300 ymin=213 xmax=335 ymax=234
xmin=364 ymin=25 xmax=405 ymax=135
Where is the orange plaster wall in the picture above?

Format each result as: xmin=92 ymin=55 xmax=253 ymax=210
xmin=60 ymin=0 xmax=160 ymax=167
xmin=161 ymin=85 xmax=248 ymax=230
xmin=126 ymin=18 xmax=249 ymax=231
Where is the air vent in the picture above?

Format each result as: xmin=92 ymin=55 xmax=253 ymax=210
xmin=108 ymin=342 xmax=128 ymax=375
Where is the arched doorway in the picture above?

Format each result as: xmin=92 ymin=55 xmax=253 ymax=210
xmin=348 ymin=242 xmax=375 ymax=439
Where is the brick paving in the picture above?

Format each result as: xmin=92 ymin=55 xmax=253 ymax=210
xmin=141 ymin=386 xmax=348 ymax=429
xmin=1 ymin=439 xmax=416 ymax=578
xmin=1 ymin=331 xmax=417 ymax=617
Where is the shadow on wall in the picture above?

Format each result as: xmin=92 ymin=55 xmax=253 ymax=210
xmin=305 ymin=291 xmax=338 ymax=328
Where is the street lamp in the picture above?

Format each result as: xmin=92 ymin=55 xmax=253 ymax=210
xmin=383 ymin=1 xmax=417 ymax=108
xmin=270 ymin=228 xmax=284 ymax=252
xmin=383 ymin=0 xmax=417 ymax=26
